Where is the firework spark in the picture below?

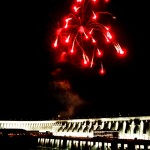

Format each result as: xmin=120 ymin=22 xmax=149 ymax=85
xmin=52 ymin=0 xmax=126 ymax=75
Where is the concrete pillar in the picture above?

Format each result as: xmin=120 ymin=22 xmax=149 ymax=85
xmin=122 ymin=121 xmax=126 ymax=137
xmin=130 ymin=121 xmax=135 ymax=139
xmin=108 ymin=121 xmax=111 ymax=129
xmin=115 ymin=121 xmax=119 ymax=131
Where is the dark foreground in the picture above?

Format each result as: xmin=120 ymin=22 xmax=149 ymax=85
xmin=0 ymin=129 xmax=150 ymax=149
xmin=0 ymin=128 xmax=37 ymax=149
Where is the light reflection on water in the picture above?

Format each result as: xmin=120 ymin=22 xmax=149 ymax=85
xmin=29 ymin=146 xmax=68 ymax=150
xmin=0 ymin=146 xmax=66 ymax=150
xmin=29 ymin=147 xmax=67 ymax=150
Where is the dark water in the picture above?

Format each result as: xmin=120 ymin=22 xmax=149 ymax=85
xmin=28 ymin=147 xmax=66 ymax=150
xmin=28 ymin=147 xmax=63 ymax=150
xmin=0 ymin=146 xmax=66 ymax=150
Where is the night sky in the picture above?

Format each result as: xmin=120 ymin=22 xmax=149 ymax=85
xmin=2 ymin=0 xmax=150 ymax=120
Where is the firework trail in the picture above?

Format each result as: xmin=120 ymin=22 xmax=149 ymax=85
xmin=52 ymin=0 xmax=126 ymax=75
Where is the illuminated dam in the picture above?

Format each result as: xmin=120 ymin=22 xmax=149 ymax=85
xmin=0 ymin=116 xmax=150 ymax=140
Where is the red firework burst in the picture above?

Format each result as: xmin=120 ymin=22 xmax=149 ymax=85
xmin=52 ymin=0 xmax=126 ymax=75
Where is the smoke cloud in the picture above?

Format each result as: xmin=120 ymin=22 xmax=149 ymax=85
xmin=49 ymin=68 xmax=85 ymax=118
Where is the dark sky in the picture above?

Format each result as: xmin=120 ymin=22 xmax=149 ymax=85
xmin=2 ymin=0 xmax=150 ymax=120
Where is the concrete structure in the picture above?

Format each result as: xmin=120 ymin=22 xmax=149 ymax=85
xmin=0 ymin=116 xmax=150 ymax=140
